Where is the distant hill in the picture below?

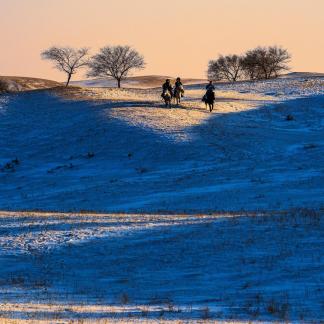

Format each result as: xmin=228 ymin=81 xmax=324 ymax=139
xmin=0 ymin=76 xmax=61 ymax=92
xmin=72 ymin=73 xmax=324 ymax=89
xmin=71 ymin=75 xmax=207 ymax=89
xmin=2 ymin=73 xmax=323 ymax=93
xmin=280 ymin=72 xmax=324 ymax=79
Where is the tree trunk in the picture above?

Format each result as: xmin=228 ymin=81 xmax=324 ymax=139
xmin=66 ymin=73 xmax=72 ymax=87
xmin=117 ymin=78 xmax=121 ymax=88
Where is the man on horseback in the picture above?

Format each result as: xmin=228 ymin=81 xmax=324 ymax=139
xmin=161 ymin=79 xmax=173 ymax=108
xmin=174 ymin=77 xmax=184 ymax=97
xmin=173 ymin=77 xmax=185 ymax=105
xmin=206 ymin=80 xmax=215 ymax=91
xmin=175 ymin=77 xmax=182 ymax=88
xmin=203 ymin=81 xmax=216 ymax=112
xmin=162 ymin=79 xmax=173 ymax=99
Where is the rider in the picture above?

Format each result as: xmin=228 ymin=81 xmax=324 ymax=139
xmin=162 ymin=79 xmax=173 ymax=98
xmin=174 ymin=77 xmax=184 ymax=97
xmin=175 ymin=77 xmax=183 ymax=88
xmin=206 ymin=80 xmax=215 ymax=91
xmin=203 ymin=80 xmax=216 ymax=107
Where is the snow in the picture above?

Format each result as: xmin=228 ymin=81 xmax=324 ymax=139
xmin=197 ymin=76 xmax=324 ymax=98
xmin=0 ymin=76 xmax=323 ymax=322
xmin=0 ymin=77 xmax=323 ymax=212
xmin=0 ymin=211 xmax=323 ymax=322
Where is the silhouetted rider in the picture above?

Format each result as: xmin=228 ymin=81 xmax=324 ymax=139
xmin=162 ymin=79 xmax=173 ymax=98
xmin=206 ymin=80 xmax=215 ymax=91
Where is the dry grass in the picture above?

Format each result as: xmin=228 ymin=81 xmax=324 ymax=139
xmin=0 ymin=76 xmax=61 ymax=91
xmin=121 ymin=75 xmax=207 ymax=88
xmin=0 ymin=79 xmax=9 ymax=92
xmin=73 ymin=75 xmax=207 ymax=89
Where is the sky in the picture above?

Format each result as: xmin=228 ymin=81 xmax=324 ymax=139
xmin=0 ymin=0 xmax=323 ymax=81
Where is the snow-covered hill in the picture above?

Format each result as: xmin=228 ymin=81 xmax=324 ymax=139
xmin=0 ymin=77 xmax=323 ymax=212
xmin=0 ymin=76 xmax=323 ymax=322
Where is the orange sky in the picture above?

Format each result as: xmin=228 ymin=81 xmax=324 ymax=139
xmin=0 ymin=0 xmax=323 ymax=81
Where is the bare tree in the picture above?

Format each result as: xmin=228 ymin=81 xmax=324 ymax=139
xmin=267 ymin=46 xmax=291 ymax=77
xmin=208 ymin=55 xmax=244 ymax=82
xmin=242 ymin=46 xmax=291 ymax=80
xmin=207 ymin=61 xmax=223 ymax=82
xmin=241 ymin=50 xmax=263 ymax=80
xmin=41 ymin=46 xmax=89 ymax=87
xmin=250 ymin=47 xmax=270 ymax=79
xmin=87 ymin=45 xmax=145 ymax=88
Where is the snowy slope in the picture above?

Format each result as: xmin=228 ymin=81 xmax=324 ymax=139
xmin=0 ymin=210 xmax=323 ymax=322
xmin=0 ymin=77 xmax=323 ymax=212
xmin=0 ymin=77 xmax=323 ymax=322
xmin=188 ymin=76 xmax=324 ymax=98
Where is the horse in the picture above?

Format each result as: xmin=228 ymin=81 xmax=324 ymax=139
xmin=173 ymin=85 xmax=184 ymax=105
xmin=202 ymin=89 xmax=215 ymax=112
xmin=162 ymin=89 xmax=172 ymax=108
